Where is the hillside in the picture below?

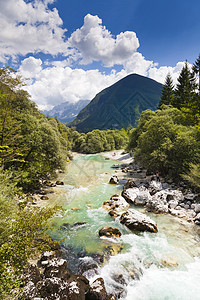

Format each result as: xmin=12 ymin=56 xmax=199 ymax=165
xmin=69 ymin=74 xmax=163 ymax=132
xmin=43 ymin=100 xmax=90 ymax=123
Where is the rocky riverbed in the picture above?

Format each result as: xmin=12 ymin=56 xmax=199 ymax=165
xmin=21 ymin=151 xmax=200 ymax=299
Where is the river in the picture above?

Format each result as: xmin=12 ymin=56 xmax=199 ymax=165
xmin=42 ymin=153 xmax=200 ymax=300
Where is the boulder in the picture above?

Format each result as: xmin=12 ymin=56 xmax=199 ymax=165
xmin=56 ymin=180 xmax=64 ymax=185
xmin=78 ymin=258 xmax=99 ymax=278
xmin=194 ymin=213 xmax=200 ymax=225
xmin=67 ymin=275 xmax=90 ymax=300
xmin=40 ymin=195 xmax=49 ymax=200
xmin=86 ymin=277 xmax=108 ymax=300
xmin=24 ymin=264 xmax=42 ymax=285
xmin=99 ymin=226 xmax=121 ymax=238
xmin=169 ymin=208 xmax=187 ymax=218
xmin=104 ymin=244 xmax=124 ymax=256
xmin=44 ymin=258 xmax=71 ymax=280
xmin=123 ymin=179 xmax=137 ymax=190
xmin=102 ymin=195 xmax=129 ymax=211
xmin=123 ymin=186 xmax=152 ymax=206
xmin=109 ymin=176 xmax=119 ymax=184
xmin=120 ymin=209 xmax=158 ymax=233
xmin=184 ymin=193 xmax=199 ymax=202
xmin=148 ymin=181 xmax=162 ymax=195
xmin=161 ymin=257 xmax=178 ymax=268
xmin=168 ymin=200 xmax=178 ymax=209
xmin=194 ymin=204 xmax=200 ymax=214
xmin=36 ymin=277 xmax=66 ymax=299
xmin=146 ymin=190 xmax=168 ymax=214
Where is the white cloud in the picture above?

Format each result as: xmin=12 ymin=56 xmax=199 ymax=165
xmin=68 ymin=14 xmax=140 ymax=67
xmin=0 ymin=0 xmax=69 ymax=62
xmin=148 ymin=61 xmax=187 ymax=84
xmin=20 ymin=57 xmax=128 ymax=110
xmin=19 ymin=56 xmax=42 ymax=79
xmin=19 ymin=56 xmax=186 ymax=111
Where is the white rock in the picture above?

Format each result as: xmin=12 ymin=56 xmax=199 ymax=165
xmin=194 ymin=204 xmax=200 ymax=213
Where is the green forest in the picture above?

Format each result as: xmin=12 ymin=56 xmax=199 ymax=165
xmin=0 ymin=54 xmax=200 ymax=297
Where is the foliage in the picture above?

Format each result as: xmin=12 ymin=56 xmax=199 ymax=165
xmin=0 ymin=168 xmax=59 ymax=298
xmin=181 ymin=163 xmax=200 ymax=190
xmin=128 ymin=106 xmax=200 ymax=180
xmin=66 ymin=127 xmax=128 ymax=154
xmin=0 ymin=67 xmax=70 ymax=189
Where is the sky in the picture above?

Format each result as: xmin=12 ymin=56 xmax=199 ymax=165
xmin=0 ymin=0 xmax=200 ymax=110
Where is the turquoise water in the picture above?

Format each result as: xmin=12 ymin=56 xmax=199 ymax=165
xmin=44 ymin=154 xmax=200 ymax=299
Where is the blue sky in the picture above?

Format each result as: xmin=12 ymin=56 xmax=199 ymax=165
xmin=0 ymin=0 xmax=199 ymax=110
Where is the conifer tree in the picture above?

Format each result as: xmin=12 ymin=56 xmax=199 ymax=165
xmin=173 ymin=61 xmax=197 ymax=109
xmin=158 ymin=73 xmax=174 ymax=108
xmin=192 ymin=54 xmax=200 ymax=95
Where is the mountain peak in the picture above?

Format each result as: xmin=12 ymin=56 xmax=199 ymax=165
xmin=69 ymin=74 xmax=163 ymax=132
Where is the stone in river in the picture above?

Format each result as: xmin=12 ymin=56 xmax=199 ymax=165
xmin=86 ymin=277 xmax=110 ymax=300
xmin=99 ymin=226 xmax=122 ymax=238
xmin=109 ymin=175 xmax=119 ymax=184
xmin=102 ymin=194 xmax=129 ymax=211
xmin=120 ymin=209 xmax=158 ymax=233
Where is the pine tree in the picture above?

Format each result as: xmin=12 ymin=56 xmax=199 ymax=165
xmin=158 ymin=73 xmax=174 ymax=108
xmin=192 ymin=54 xmax=200 ymax=95
xmin=173 ymin=61 xmax=197 ymax=109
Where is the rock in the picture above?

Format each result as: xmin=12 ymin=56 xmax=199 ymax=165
xmin=168 ymin=200 xmax=178 ymax=209
xmin=38 ymin=250 xmax=60 ymax=267
xmin=36 ymin=277 xmax=66 ymax=299
xmin=161 ymin=257 xmax=178 ymax=268
xmin=40 ymin=195 xmax=49 ymax=200
xmin=148 ymin=181 xmax=162 ymax=195
xmin=78 ymin=258 xmax=99 ymax=278
xmin=109 ymin=210 xmax=120 ymax=218
xmin=44 ymin=258 xmax=71 ymax=280
xmin=111 ymin=164 xmax=120 ymax=168
xmin=24 ymin=264 xmax=42 ymax=285
xmin=104 ymin=244 xmax=124 ymax=256
xmin=99 ymin=226 xmax=121 ymax=238
xmin=194 ymin=204 xmax=200 ymax=214
xmin=56 ymin=180 xmax=64 ymax=185
xmin=22 ymin=281 xmax=37 ymax=299
xmin=67 ymin=275 xmax=90 ymax=300
xmin=86 ymin=277 xmax=108 ymax=300
xmin=109 ymin=176 xmax=119 ymax=184
xmin=123 ymin=179 xmax=137 ymax=190
xmin=122 ymin=187 xmax=151 ymax=206
xmin=102 ymin=195 xmax=129 ymax=211
xmin=184 ymin=204 xmax=190 ymax=210
xmin=120 ymin=209 xmax=158 ymax=233
xmin=169 ymin=209 xmax=186 ymax=218
xmin=184 ymin=193 xmax=199 ymax=202
xmin=146 ymin=191 xmax=169 ymax=214
xmin=194 ymin=213 xmax=200 ymax=224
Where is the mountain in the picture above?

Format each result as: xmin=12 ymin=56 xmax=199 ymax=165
xmin=43 ymin=100 xmax=90 ymax=123
xmin=69 ymin=74 xmax=163 ymax=132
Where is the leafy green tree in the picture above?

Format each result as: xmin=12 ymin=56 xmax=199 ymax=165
xmin=130 ymin=106 xmax=200 ymax=179
xmin=0 ymin=168 xmax=58 ymax=297
xmin=182 ymin=163 xmax=200 ymax=190
xmin=158 ymin=73 xmax=174 ymax=108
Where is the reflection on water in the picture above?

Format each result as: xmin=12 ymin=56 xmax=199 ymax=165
xmin=43 ymin=153 xmax=200 ymax=300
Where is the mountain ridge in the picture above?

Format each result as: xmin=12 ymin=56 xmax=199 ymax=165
xmin=69 ymin=73 xmax=163 ymax=132
xmin=43 ymin=99 xmax=90 ymax=123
